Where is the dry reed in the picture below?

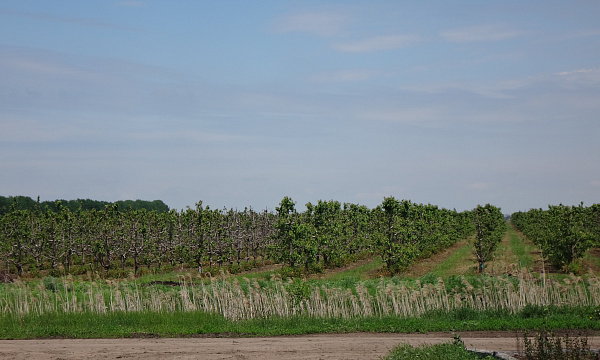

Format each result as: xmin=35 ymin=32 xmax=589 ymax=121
xmin=2 ymin=270 xmax=600 ymax=321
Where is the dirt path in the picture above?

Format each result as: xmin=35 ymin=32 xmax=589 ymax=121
xmin=2 ymin=332 xmax=598 ymax=360
xmin=403 ymin=237 xmax=474 ymax=278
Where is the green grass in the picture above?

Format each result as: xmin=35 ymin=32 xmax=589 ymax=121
xmin=3 ymin=229 xmax=600 ymax=340
xmin=326 ymin=257 xmax=384 ymax=281
xmin=429 ymin=242 xmax=474 ymax=278
xmin=584 ymin=250 xmax=600 ymax=271
xmin=2 ymin=306 xmax=599 ymax=339
xmin=384 ymin=343 xmax=495 ymax=360
xmin=508 ymin=224 xmax=535 ymax=269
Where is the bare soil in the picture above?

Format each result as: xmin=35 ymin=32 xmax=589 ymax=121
xmin=3 ymin=332 xmax=598 ymax=359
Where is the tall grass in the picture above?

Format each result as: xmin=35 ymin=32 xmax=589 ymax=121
xmin=2 ymin=271 xmax=600 ymax=322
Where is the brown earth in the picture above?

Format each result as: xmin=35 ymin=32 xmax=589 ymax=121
xmin=2 ymin=332 xmax=599 ymax=359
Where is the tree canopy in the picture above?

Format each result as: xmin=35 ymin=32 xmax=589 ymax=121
xmin=0 ymin=196 xmax=170 ymax=215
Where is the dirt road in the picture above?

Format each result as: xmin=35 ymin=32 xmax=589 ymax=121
xmin=4 ymin=331 xmax=597 ymax=360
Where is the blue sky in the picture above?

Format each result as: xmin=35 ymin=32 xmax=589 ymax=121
xmin=1 ymin=1 xmax=599 ymax=214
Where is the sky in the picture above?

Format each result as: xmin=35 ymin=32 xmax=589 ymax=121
xmin=1 ymin=1 xmax=599 ymax=215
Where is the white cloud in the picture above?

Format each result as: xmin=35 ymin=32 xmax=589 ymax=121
xmin=441 ymin=24 xmax=520 ymax=42
xmin=555 ymin=67 xmax=600 ymax=87
xmin=333 ymin=34 xmax=421 ymax=52
xmin=275 ymin=11 xmax=350 ymax=37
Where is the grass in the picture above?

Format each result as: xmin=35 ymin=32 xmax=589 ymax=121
xmin=429 ymin=242 xmax=475 ymax=278
xmin=3 ymin=270 xmax=600 ymax=339
xmin=520 ymin=330 xmax=600 ymax=360
xmin=384 ymin=342 xmax=495 ymax=360
xmin=584 ymin=249 xmax=600 ymax=273
xmin=508 ymin=224 xmax=535 ymax=269
xmin=326 ymin=257 xmax=384 ymax=281
xmin=1 ymin=306 xmax=600 ymax=339
xmin=6 ymin=271 xmax=600 ymax=321
xmin=2 ymin=227 xmax=600 ymax=340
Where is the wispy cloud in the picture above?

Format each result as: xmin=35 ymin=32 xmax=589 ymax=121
xmin=399 ymin=65 xmax=600 ymax=104
xmin=275 ymin=11 xmax=350 ymax=37
xmin=441 ymin=24 xmax=520 ymax=42
xmin=333 ymin=34 xmax=421 ymax=52
xmin=555 ymin=67 xmax=600 ymax=87
xmin=0 ymin=45 xmax=202 ymax=118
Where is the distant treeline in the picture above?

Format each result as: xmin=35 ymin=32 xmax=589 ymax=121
xmin=0 ymin=196 xmax=170 ymax=215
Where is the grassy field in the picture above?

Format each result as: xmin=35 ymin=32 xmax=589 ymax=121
xmin=1 ymin=300 xmax=599 ymax=339
xmin=2 ymin=223 xmax=600 ymax=340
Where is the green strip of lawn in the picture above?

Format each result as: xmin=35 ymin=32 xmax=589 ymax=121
xmin=2 ymin=306 xmax=599 ymax=339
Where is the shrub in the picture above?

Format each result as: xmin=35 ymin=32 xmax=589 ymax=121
xmin=69 ymin=265 xmax=88 ymax=275
xmin=42 ymin=276 xmax=61 ymax=292
xmin=521 ymin=304 xmax=551 ymax=319
xmin=160 ymin=264 xmax=174 ymax=273
xmin=106 ymin=268 xmax=129 ymax=279
xmin=228 ymin=263 xmax=241 ymax=275
xmin=285 ymin=278 xmax=311 ymax=305
xmin=521 ymin=330 xmax=599 ymax=360
xmin=48 ymin=267 xmax=63 ymax=278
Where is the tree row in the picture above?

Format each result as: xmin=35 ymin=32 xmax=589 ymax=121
xmin=1 ymin=196 xmax=493 ymax=277
xmin=0 ymin=196 xmax=170 ymax=216
xmin=511 ymin=203 xmax=600 ymax=272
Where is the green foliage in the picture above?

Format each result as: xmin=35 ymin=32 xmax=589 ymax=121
xmin=375 ymin=197 xmax=416 ymax=273
xmin=374 ymin=197 xmax=474 ymax=274
xmin=522 ymin=330 xmax=599 ymax=360
xmin=271 ymin=197 xmax=315 ymax=270
xmin=512 ymin=203 xmax=599 ymax=271
xmin=305 ymin=200 xmax=344 ymax=268
xmin=520 ymin=304 xmax=551 ymax=319
xmin=0 ymin=195 xmax=170 ymax=215
xmin=285 ymin=278 xmax=312 ymax=305
xmin=384 ymin=343 xmax=495 ymax=360
xmin=472 ymin=204 xmax=506 ymax=273
xmin=0 ymin=194 xmax=480 ymax=279
xmin=42 ymin=276 xmax=61 ymax=292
